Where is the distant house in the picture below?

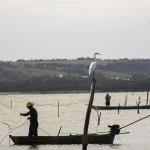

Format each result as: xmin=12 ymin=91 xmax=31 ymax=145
xmin=122 ymin=78 xmax=130 ymax=81
xmin=110 ymin=76 xmax=120 ymax=80
xmin=110 ymin=76 xmax=131 ymax=81
xmin=82 ymin=76 xmax=88 ymax=78
xmin=58 ymin=74 xmax=63 ymax=78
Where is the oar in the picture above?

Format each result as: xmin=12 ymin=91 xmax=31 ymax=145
xmin=120 ymin=114 xmax=150 ymax=130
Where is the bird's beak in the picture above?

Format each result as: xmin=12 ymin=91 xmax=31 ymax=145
xmin=95 ymin=53 xmax=101 ymax=55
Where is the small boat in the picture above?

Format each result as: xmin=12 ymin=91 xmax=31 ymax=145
xmin=9 ymin=124 xmax=122 ymax=145
xmin=9 ymin=133 xmax=115 ymax=145
xmin=92 ymin=105 xmax=150 ymax=110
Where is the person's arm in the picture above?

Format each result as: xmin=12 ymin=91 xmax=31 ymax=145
xmin=20 ymin=111 xmax=30 ymax=116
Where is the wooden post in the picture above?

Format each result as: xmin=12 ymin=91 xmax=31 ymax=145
xmin=58 ymin=101 xmax=59 ymax=117
xmin=146 ymin=91 xmax=149 ymax=106
xmin=98 ymin=112 xmax=101 ymax=125
xmin=124 ymin=95 xmax=128 ymax=106
xmin=82 ymin=79 xmax=96 ymax=150
xmin=136 ymin=100 xmax=141 ymax=114
xmin=96 ymin=108 xmax=99 ymax=125
xmin=139 ymin=96 xmax=141 ymax=101
xmin=118 ymin=103 xmax=120 ymax=114
xmin=137 ymin=104 xmax=139 ymax=114
xmin=11 ymin=100 xmax=12 ymax=109
xmin=96 ymin=107 xmax=101 ymax=125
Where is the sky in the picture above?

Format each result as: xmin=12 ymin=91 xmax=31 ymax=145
xmin=0 ymin=0 xmax=150 ymax=61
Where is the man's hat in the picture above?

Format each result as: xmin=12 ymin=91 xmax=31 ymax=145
xmin=26 ymin=102 xmax=34 ymax=107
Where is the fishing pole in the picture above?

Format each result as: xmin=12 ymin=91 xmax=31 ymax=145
xmin=120 ymin=114 xmax=150 ymax=130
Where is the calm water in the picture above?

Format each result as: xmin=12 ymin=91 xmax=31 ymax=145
xmin=0 ymin=92 xmax=150 ymax=150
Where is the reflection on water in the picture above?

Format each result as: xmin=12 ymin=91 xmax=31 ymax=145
xmin=28 ymin=145 xmax=39 ymax=150
xmin=110 ymin=144 xmax=122 ymax=149
xmin=29 ymin=145 xmax=40 ymax=149
xmin=0 ymin=92 xmax=150 ymax=150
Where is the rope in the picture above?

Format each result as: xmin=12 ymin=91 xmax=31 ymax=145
xmin=38 ymin=128 xmax=50 ymax=136
xmin=36 ymin=99 xmax=88 ymax=107
xmin=117 ymin=135 xmax=123 ymax=144
xmin=1 ymin=93 xmax=88 ymax=107
xmin=0 ymin=117 xmax=27 ymax=144
xmin=0 ymin=93 xmax=29 ymax=102
xmin=1 ymin=121 xmax=12 ymax=129
xmin=0 ymin=102 xmax=20 ymax=114
xmin=0 ymin=93 xmax=102 ymax=138
xmin=2 ymin=113 xmax=16 ymax=123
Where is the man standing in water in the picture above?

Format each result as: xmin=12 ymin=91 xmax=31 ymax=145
xmin=20 ymin=102 xmax=38 ymax=136
xmin=105 ymin=93 xmax=111 ymax=107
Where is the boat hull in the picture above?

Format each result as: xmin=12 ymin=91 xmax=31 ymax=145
xmin=92 ymin=105 xmax=150 ymax=110
xmin=9 ymin=134 xmax=115 ymax=145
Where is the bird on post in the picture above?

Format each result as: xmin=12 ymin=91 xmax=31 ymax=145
xmin=89 ymin=53 xmax=101 ymax=79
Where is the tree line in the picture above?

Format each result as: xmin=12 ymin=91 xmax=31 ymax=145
xmin=0 ymin=58 xmax=150 ymax=92
xmin=0 ymin=76 xmax=150 ymax=93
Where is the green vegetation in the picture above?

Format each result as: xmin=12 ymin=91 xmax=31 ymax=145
xmin=0 ymin=58 xmax=150 ymax=92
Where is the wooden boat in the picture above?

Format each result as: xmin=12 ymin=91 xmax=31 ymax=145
xmin=92 ymin=105 xmax=150 ymax=110
xmin=9 ymin=133 xmax=115 ymax=145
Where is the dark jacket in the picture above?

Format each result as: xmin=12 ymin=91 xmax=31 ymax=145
xmin=22 ymin=107 xmax=38 ymax=125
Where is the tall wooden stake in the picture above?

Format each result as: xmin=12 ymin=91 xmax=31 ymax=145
xmin=146 ymin=91 xmax=149 ymax=106
xmin=124 ymin=95 xmax=128 ymax=106
xmin=11 ymin=100 xmax=12 ymax=109
xmin=58 ymin=101 xmax=59 ymax=117
xmin=118 ymin=103 xmax=120 ymax=114
xmin=82 ymin=79 xmax=96 ymax=150
xmin=136 ymin=100 xmax=141 ymax=114
xmin=137 ymin=104 xmax=140 ymax=114
xmin=96 ymin=108 xmax=101 ymax=125
xmin=98 ymin=112 xmax=101 ymax=125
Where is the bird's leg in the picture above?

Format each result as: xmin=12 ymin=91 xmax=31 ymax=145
xmin=89 ymin=75 xmax=93 ymax=82
xmin=92 ymin=72 xmax=95 ymax=80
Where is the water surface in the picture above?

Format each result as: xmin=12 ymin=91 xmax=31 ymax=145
xmin=0 ymin=92 xmax=150 ymax=150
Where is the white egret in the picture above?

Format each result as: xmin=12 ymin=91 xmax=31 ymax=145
xmin=89 ymin=53 xmax=101 ymax=79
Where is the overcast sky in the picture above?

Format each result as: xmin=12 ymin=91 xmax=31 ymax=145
xmin=0 ymin=0 xmax=150 ymax=61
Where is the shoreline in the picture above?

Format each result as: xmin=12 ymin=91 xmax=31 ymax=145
xmin=0 ymin=90 xmax=146 ymax=95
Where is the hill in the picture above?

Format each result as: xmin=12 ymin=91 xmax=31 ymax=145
xmin=0 ymin=58 xmax=150 ymax=92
